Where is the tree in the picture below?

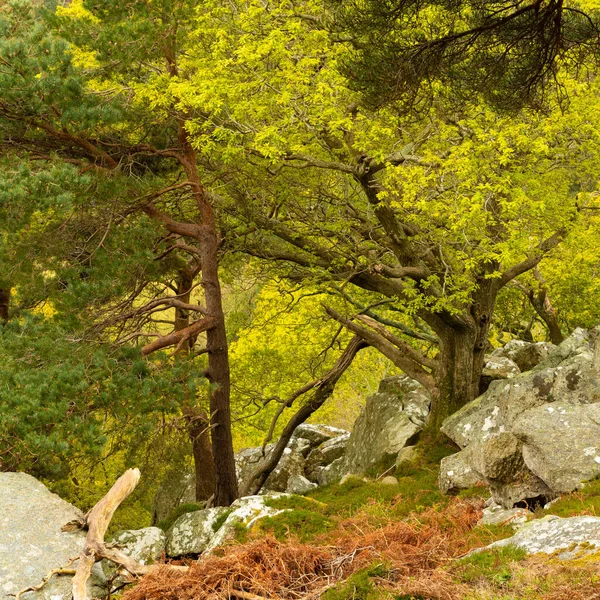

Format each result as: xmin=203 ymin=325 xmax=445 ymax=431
xmin=328 ymin=0 xmax=600 ymax=113
xmin=159 ymin=1 xmax=600 ymax=429
xmin=0 ymin=0 xmax=238 ymax=505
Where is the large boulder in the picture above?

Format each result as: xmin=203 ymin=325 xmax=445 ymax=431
xmin=337 ymin=376 xmax=430 ymax=478
xmin=486 ymin=515 xmax=600 ymax=559
xmin=0 ymin=472 xmax=106 ymax=600
xmin=439 ymin=328 xmax=600 ymax=507
xmin=166 ymin=507 xmax=230 ymax=557
xmin=292 ymin=424 xmax=348 ymax=446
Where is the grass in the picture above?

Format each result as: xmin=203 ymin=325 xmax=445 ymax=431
xmin=322 ymin=563 xmax=390 ymax=600
xmin=454 ymin=546 xmax=529 ymax=585
xmin=536 ymin=477 xmax=600 ymax=519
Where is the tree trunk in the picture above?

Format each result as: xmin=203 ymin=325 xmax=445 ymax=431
xmin=0 ymin=288 xmax=9 ymax=324
xmin=184 ymin=408 xmax=215 ymax=502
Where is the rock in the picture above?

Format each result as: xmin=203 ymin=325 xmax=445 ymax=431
xmin=479 ymin=504 xmax=533 ymax=527
xmin=166 ymin=507 xmax=230 ymax=557
xmin=103 ymin=527 xmax=165 ymax=580
xmin=204 ymin=495 xmax=289 ymax=553
xmin=492 ymin=340 xmax=556 ymax=373
xmin=0 ymin=472 xmax=106 ymax=600
xmin=153 ymin=467 xmax=195 ymax=525
xmin=513 ymin=402 xmax=600 ymax=492
xmin=317 ymin=457 xmax=346 ymax=487
xmin=440 ymin=328 xmax=600 ymax=507
xmin=482 ymin=356 xmax=521 ymax=379
xmin=439 ymin=447 xmax=482 ymax=493
xmin=486 ymin=515 xmax=600 ymax=559
xmin=396 ymin=445 xmax=417 ymax=467
xmin=292 ymin=424 xmax=348 ymax=447
xmin=304 ymin=433 xmax=350 ymax=482
xmin=236 ymin=437 xmax=310 ymax=493
xmin=337 ymin=376 xmax=429 ymax=479
xmin=380 ymin=476 xmax=399 ymax=485
xmin=286 ymin=475 xmax=318 ymax=495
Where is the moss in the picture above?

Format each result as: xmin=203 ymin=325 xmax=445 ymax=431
xmin=264 ymin=494 xmax=327 ymax=513
xmin=258 ymin=509 xmax=334 ymax=542
xmin=454 ymin=545 xmax=528 ymax=585
xmin=212 ymin=508 xmax=233 ymax=532
xmin=157 ymin=502 xmax=204 ymax=532
xmin=322 ymin=563 xmax=390 ymax=600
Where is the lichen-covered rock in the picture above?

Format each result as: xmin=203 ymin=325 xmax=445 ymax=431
xmin=0 ymin=472 xmax=106 ymax=600
xmin=304 ymin=433 xmax=350 ymax=482
xmin=438 ymin=448 xmax=482 ymax=493
xmin=236 ymin=438 xmax=310 ymax=493
xmin=492 ymin=340 xmax=556 ymax=373
xmin=204 ymin=495 xmax=289 ymax=553
xmin=166 ymin=507 xmax=230 ymax=557
xmin=380 ymin=476 xmax=399 ymax=485
xmin=103 ymin=527 xmax=165 ymax=580
xmin=487 ymin=515 xmax=600 ymax=559
xmin=337 ymin=377 xmax=429 ymax=479
xmin=482 ymin=356 xmax=521 ymax=379
xmin=286 ymin=475 xmax=318 ymax=495
xmin=292 ymin=424 xmax=348 ymax=447
xmin=440 ymin=329 xmax=600 ymax=507
xmin=513 ymin=402 xmax=600 ymax=492
xmin=317 ymin=457 xmax=346 ymax=487
xmin=479 ymin=504 xmax=533 ymax=527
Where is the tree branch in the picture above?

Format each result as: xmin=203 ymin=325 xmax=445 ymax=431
xmin=141 ymin=316 xmax=217 ymax=355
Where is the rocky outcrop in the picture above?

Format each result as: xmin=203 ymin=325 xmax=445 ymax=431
xmin=235 ymin=425 xmax=350 ymax=494
xmin=153 ymin=468 xmax=196 ymax=525
xmin=486 ymin=515 xmax=600 ymax=559
xmin=440 ymin=329 xmax=600 ymax=507
xmin=335 ymin=376 xmax=430 ymax=477
xmin=0 ymin=472 xmax=106 ymax=600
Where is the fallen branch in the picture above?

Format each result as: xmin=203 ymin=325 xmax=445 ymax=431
xmin=15 ymin=563 xmax=77 ymax=600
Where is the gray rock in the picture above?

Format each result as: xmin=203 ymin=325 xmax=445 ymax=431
xmin=236 ymin=437 xmax=310 ymax=493
xmin=380 ymin=476 xmax=399 ymax=485
xmin=286 ymin=475 xmax=318 ymax=495
xmin=479 ymin=504 xmax=532 ymax=527
xmin=487 ymin=515 xmax=600 ymax=559
xmin=513 ymin=402 xmax=600 ymax=492
xmin=483 ymin=356 xmax=521 ymax=379
xmin=0 ymin=472 xmax=106 ymax=600
xmin=166 ymin=507 xmax=230 ymax=557
xmin=317 ymin=457 xmax=346 ymax=487
xmin=103 ymin=527 xmax=165 ymax=581
xmin=153 ymin=467 xmax=196 ymax=525
xmin=396 ymin=445 xmax=417 ymax=467
xmin=492 ymin=340 xmax=556 ymax=373
xmin=204 ymin=495 xmax=289 ymax=553
xmin=292 ymin=424 xmax=348 ymax=447
xmin=337 ymin=377 xmax=429 ymax=479
xmin=304 ymin=433 xmax=350 ymax=482
xmin=440 ymin=328 xmax=600 ymax=507
xmin=438 ymin=448 xmax=482 ymax=494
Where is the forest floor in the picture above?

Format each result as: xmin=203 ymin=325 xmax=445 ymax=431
xmin=122 ymin=442 xmax=600 ymax=600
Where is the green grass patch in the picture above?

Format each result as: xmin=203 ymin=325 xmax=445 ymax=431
xmin=454 ymin=545 xmax=528 ymax=585
xmin=258 ymin=509 xmax=335 ymax=542
xmin=157 ymin=502 xmax=204 ymax=532
xmin=537 ymin=477 xmax=600 ymax=518
xmin=322 ymin=563 xmax=390 ymax=600
xmin=264 ymin=494 xmax=327 ymax=513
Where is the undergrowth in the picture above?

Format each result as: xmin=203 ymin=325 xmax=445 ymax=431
xmin=124 ymin=442 xmax=600 ymax=600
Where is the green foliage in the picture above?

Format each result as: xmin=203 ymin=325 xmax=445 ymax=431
xmin=322 ymin=564 xmax=390 ymax=600
xmin=454 ymin=546 xmax=528 ymax=585
xmin=537 ymin=477 xmax=600 ymax=519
